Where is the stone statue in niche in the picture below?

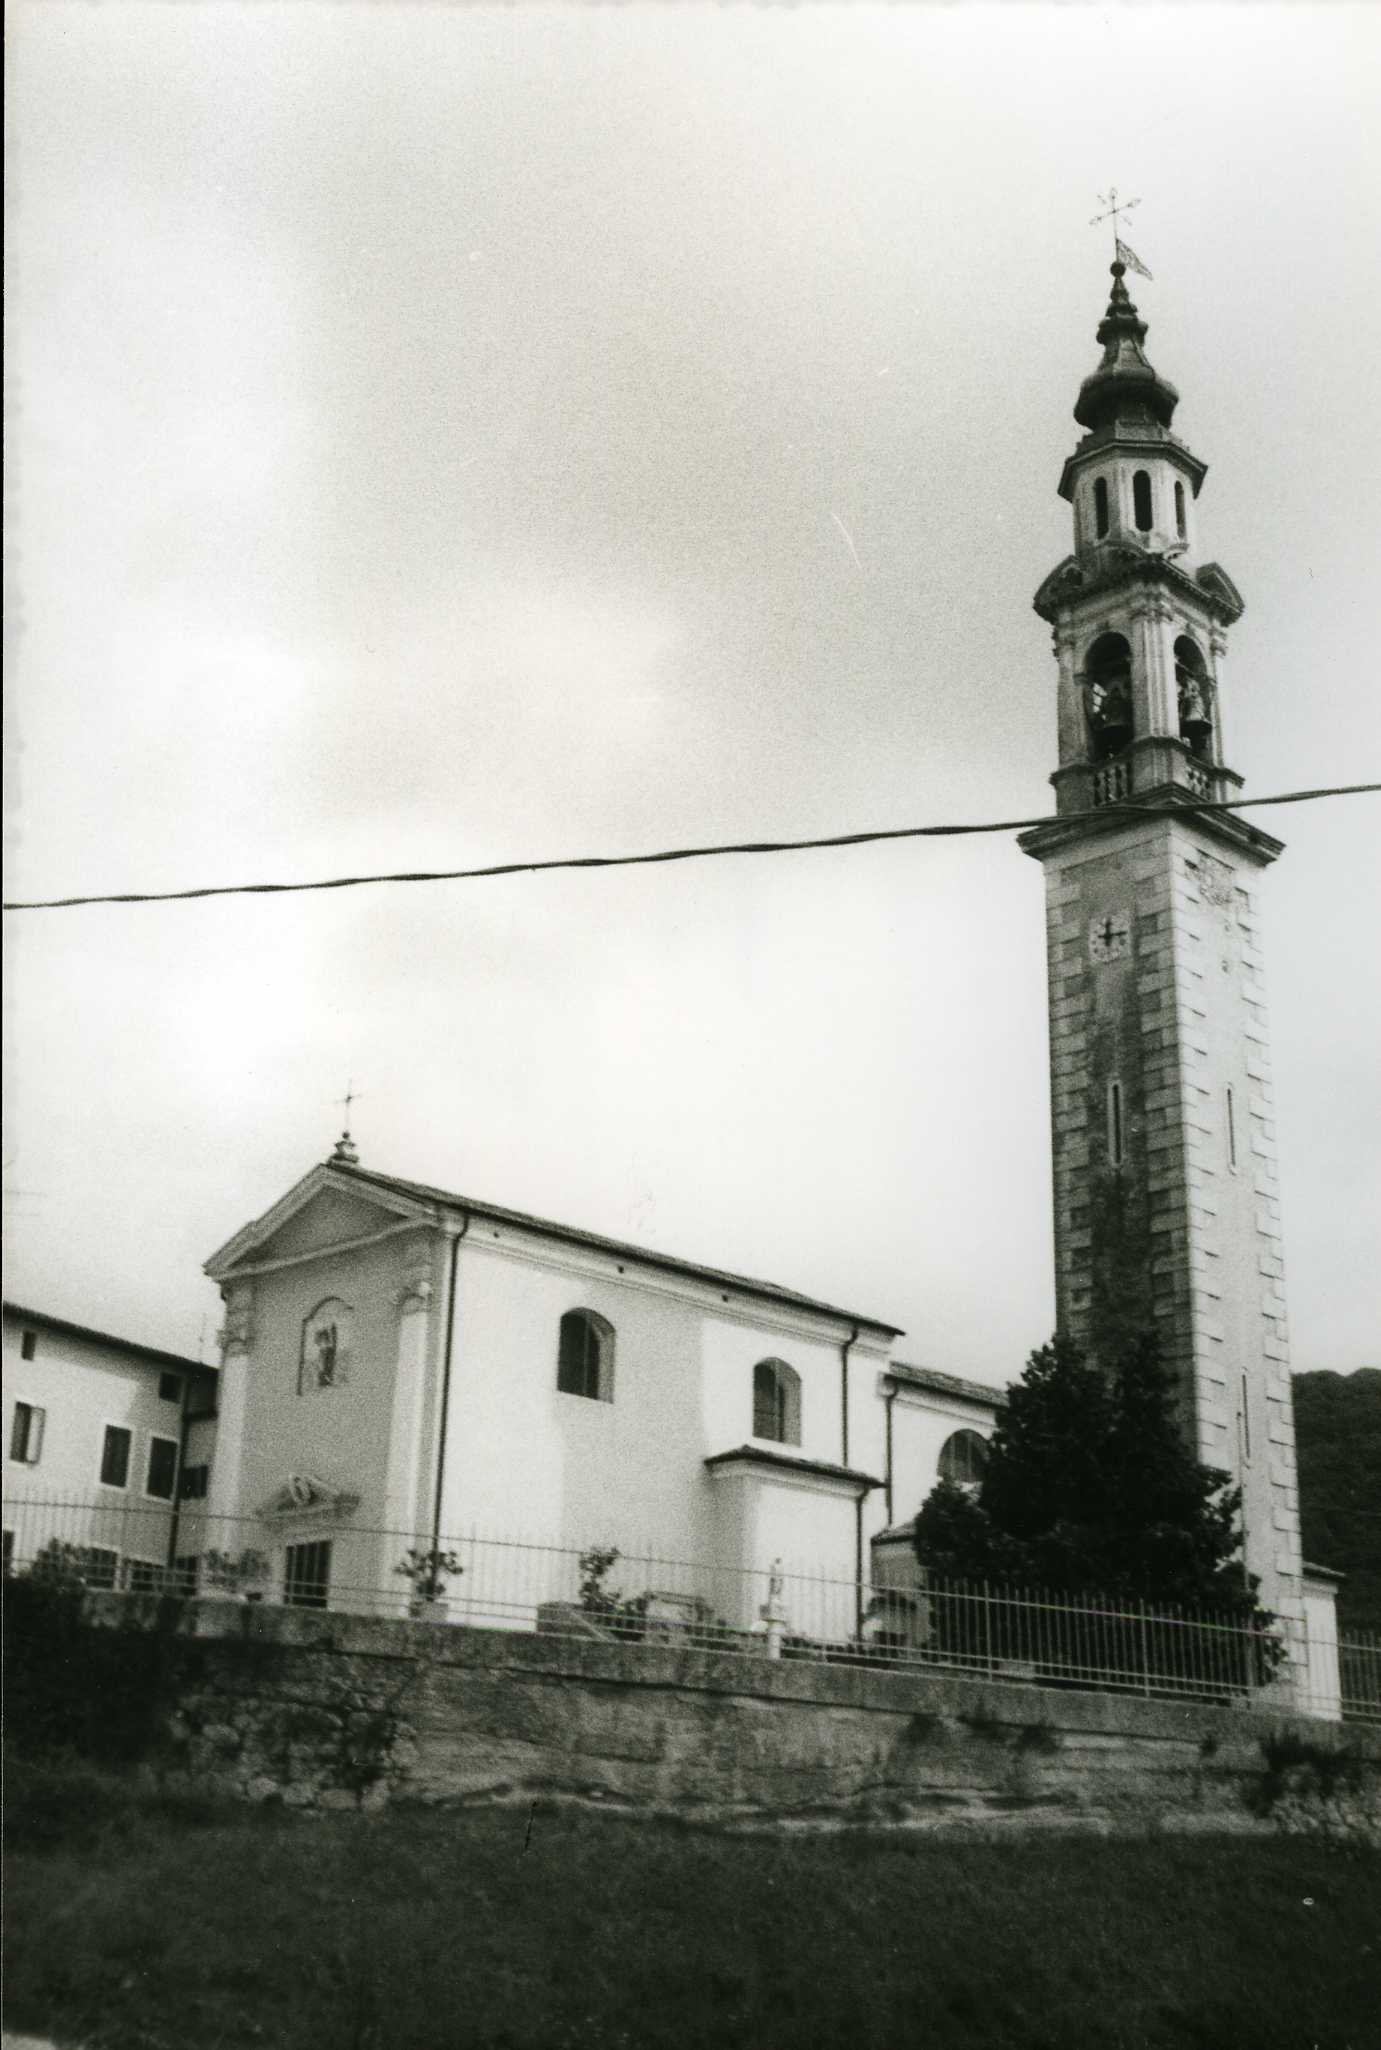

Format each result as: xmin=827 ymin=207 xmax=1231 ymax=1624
xmin=299 ymin=1298 xmax=353 ymax=1395
xmin=313 ymin=1322 xmax=339 ymax=1386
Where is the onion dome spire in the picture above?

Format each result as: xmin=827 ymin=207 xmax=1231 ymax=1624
xmin=1073 ymin=261 xmax=1180 ymax=432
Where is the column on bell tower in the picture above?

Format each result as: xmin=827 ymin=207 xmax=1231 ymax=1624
xmin=1020 ymin=263 xmax=1304 ymax=1657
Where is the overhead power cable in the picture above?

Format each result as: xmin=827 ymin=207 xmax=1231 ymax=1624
xmin=2 ymin=782 xmax=1377 ymax=914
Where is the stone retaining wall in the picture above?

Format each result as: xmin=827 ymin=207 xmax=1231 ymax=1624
xmin=89 ymin=1596 xmax=1381 ymax=1836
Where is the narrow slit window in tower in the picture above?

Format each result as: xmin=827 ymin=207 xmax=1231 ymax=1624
xmin=1107 ymin=1079 xmax=1125 ymax=1169
xmin=1174 ymin=480 xmax=1187 ymax=539
xmin=1093 ymin=476 xmax=1109 ymax=539
xmin=1133 ymin=470 xmax=1153 ymax=533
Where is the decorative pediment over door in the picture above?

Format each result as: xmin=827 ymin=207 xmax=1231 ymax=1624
xmin=256 ymin=1473 xmax=361 ymax=1523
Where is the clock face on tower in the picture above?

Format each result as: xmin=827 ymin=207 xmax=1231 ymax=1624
xmin=1088 ymin=910 xmax=1131 ymax=963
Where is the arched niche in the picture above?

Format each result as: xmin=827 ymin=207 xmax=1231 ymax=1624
xmin=1174 ymin=635 xmax=1214 ymax=759
xmin=1083 ymin=632 xmax=1134 ymax=761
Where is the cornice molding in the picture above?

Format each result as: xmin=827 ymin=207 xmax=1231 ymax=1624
xmin=1019 ymin=798 xmax=1284 ymax=868
xmin=1033 ymin=549 xmax=1245 ymax=628
xmin=703 ymin=1444 xmax=883 ymax=1493
xmin=461 ymin=1229 xmax=897 ymax=1351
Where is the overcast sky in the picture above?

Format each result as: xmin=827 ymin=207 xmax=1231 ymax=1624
xmin=5 ymin=4 xmax=1379 ymax=1381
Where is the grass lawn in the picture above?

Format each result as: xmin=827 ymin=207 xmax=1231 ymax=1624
xmin=4 ymin=1761 xmax=1379 ymax=2050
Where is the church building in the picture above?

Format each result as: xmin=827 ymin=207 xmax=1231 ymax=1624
xmin=189 ymin=259 xmax=1318 ymax=1662
xmin=200 ymin=1143 xmax=999 ymax=1629
xmin=7 ymin=260 xmax=1339 ymax=1705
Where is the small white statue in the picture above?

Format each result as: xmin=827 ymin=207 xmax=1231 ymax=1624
xmin=760 ymin=1558 xmax=788 ymax=1659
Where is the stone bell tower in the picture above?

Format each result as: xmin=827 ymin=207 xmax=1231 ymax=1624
xmin=1018 ymin=262 xmax=1303 ymax=1632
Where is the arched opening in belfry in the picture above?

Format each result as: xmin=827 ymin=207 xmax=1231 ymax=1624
xmin=1093 ymin=475 xmax=1110 ymax=539
xmin=1174 ymin=480 xmax=1187 ymax=540
xmin=1084 ymin=632 xmax=1134 ymax=761
xmin=1132 ymin=470 xmax=1154 ymax=532
xmin=1174 ymin=636 xmax=1214 ymax=758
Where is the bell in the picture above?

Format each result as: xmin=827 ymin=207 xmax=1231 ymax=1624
xmin=1096 ymin=691 xmax=1131 ymax=752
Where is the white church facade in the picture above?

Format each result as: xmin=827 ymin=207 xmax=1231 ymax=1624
xmin=199 ymin=1147 xmax=999 ymax=1629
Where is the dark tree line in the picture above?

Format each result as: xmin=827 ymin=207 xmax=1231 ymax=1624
xmin=1293 ymin=1367 xmax=1381 ymax=1636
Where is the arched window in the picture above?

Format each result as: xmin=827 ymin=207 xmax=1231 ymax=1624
xmin=938 ymin=1429 xmax=990 ymax=1488
xmin=752 ymin=1359 xmax=802 ymax=1446
xmin=557 ymin=1309 xmax=614 ymax=1402
xmin=1173 ymin=635 xmax=1213 ymax=758
xmin=1132 ymin=469 xmax=1153 ymax=532
xmin=1093 ymin=476 xmax=1110 ymax=539
xmin=1084 ymin=632 xmax=1134 ymax=761
xmin=1174 ymin=480 xmax=1187 ymax=539
xmin=298 ymin=1299 xmax=353 ymax=1396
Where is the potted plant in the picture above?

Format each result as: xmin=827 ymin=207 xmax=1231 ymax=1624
xmin=395 ymin=1545 xmax=463 ymax=1620
xmin=201 ymin=1547 xmax=271 ymax=1602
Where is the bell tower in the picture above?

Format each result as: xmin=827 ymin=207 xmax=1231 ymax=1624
xmin=1019 ymin=263 xmax=1304 ymax=1641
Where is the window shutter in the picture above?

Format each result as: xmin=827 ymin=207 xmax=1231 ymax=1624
xmin=28 ymin=1407 xmax=45 ymax=1464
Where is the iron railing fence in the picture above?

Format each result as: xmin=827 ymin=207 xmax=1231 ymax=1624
xmin=4 ymin=1492 xmax=1377 ymax=1726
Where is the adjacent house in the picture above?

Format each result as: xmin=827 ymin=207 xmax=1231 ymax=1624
xmin=2 ymin=1302 xmax=217 ymax=1590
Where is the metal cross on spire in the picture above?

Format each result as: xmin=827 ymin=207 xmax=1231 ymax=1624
xmin=1090 ymin=188 xmax=1154 ymax=280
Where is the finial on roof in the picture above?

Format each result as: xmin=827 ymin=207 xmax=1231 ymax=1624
xmin=1072 ymin=256 xmax=1179 ymax=434
xmin=329 ymin=1080 xmax=361 ymax=1167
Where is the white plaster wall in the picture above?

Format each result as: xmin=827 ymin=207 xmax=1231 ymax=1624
xmin=747 ymin=1476 xmax=859 ymax=1639
xmin=701 ymin=1316 xmax=855 ymax=1471
xmin=1302 ymin=1579 xmax=1342 ymax=1723
xmin=435 ymin=1227 xmax=901 ymax=1636
xmin=888 ymin=1393 xmax=998 ymax=1531
xmin=444 ymin=1235 xmax=711 ymax=1558
xmin=701 ymin=1468 xmax=859 ymax=1636
xmin=2 ymin=1312 xmax=194 ymax=1576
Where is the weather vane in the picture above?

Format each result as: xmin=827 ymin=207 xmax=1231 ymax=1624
xmin=1090 ymin=188 xmax=1153 ymax=280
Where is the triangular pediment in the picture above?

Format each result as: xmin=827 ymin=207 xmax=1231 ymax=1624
xmin=256 ymin=1472 xmax=361 ymax=1523
xmin=1195 ymin=561 xmax=1245 ymax=620
xmin=205 ymin=1163 xmax=438 ymax=1279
